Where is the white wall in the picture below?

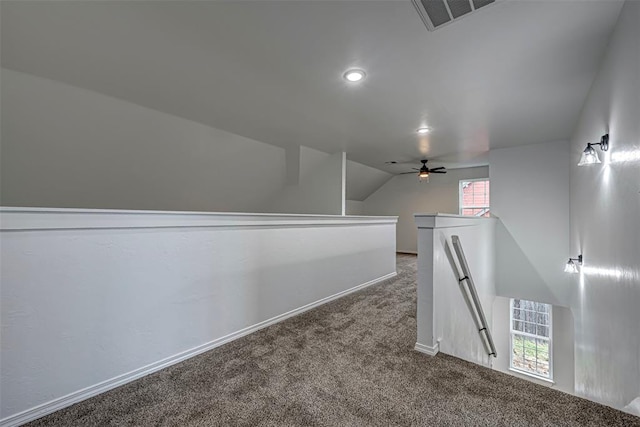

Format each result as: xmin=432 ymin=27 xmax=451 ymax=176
xmin=489 ymin=141 xmax=571 ymax=307
xmin=264 ymin=147 xmax=346 ymax=215
xmin=489 ymin=139 xmax=576 ymax=401
xmin=0 ymin=208 xmax=397 ymax=425
xmin=489 ymin=2 xmax=640 ymax=412
xmin=414 ymin=215 xmax=496 ymax=367
xmin=492 ymin=297 xmax=574 ymax=394
xmin=364 ymin=167 xmax=489 ymax=253
xmin=568 ymin=0 xmax=640 ymax=412
xmin=0 ymin=69 xmax=286 ymax=213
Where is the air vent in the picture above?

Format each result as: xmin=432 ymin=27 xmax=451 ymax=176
xmin=412 ymin=0 xmax=496 ymax=31
xmin=447 ymin=0 xmax=472 ymax=19
xmin=472 ymin=0 xmax=495 ymax=9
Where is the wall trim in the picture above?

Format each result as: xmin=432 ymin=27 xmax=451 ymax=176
xmin=414 ymin=342 xmax=440 ymax=356
xmin=0 ymin=207 xmax=397 ymax=231
xmin=0 ymin=271 xmax=396 ymax=427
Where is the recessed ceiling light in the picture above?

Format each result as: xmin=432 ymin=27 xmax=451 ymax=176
xmin=417 ymin=127 xmax=431 ymax=134
xmin=343 ymin=69 xmax=366 ymax=82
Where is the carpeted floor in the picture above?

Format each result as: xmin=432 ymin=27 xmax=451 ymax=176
xmin=29 ymin=254 xmax=639 ymax=426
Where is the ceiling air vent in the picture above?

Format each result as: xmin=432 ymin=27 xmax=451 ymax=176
xmin=412 ymin=0 xmax=496 ymax=31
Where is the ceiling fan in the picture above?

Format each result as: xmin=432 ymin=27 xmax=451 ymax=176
xmin=396 ymin=159 xmax=447 ymax=181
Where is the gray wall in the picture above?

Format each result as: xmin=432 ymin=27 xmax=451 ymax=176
xmin=488 ymin=135 xmax=575 ymax=399
xmin=568 ymin=0 xmax=640 ymax=411
xmin=346 ymin=160 xmax=392 ymax=202
xmin=1 ymin=69 xmax=376 ymax=217
xmin=489 ymin=140 xmax=571 ymax=307
xmin=346 ymin=200 xmax=365 ymax=215
xmin=1 ymin=69 xmax=287 ymax=213
xmin=363 ymin=166 xmax=489 ymax=252
xmin=263 ymin=147 xmax=346 ymax=215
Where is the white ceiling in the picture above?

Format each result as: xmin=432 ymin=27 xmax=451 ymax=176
xmin=0 ymin=0 xmax=623 ymax=172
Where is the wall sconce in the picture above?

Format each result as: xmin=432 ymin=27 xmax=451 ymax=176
xmin=578 ymin=134 xmax=609 ymax=166
xmin=564 ymin=254 xmax=583 ymax=274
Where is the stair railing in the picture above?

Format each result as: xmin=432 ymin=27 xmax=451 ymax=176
xmin=451 ymin=235 xmax=497 ymax=358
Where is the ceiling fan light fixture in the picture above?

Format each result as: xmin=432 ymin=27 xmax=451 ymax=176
xmin=397 ymin=159 xmax=446 ymax=182
xmin=418 ymin=164 xmax=430 ymax=182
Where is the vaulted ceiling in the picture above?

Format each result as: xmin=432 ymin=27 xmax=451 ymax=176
xmin=1 ymin=0 xmax=623 ymax=172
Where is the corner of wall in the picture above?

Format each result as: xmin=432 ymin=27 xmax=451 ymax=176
xmin=259 ymin=146 xmax=346 ymax=215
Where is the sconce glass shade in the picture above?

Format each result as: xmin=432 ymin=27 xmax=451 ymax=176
xmin=578 ymin=145 xmax=601 ymax=166
xmin=564 ymin=259 xmax=579 ymax=274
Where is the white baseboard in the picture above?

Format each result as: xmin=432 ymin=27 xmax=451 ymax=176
xmin=414 ymin=342 xmax=440 ymax=356
xmin=0 ymin=271 xmax=396 ymax=427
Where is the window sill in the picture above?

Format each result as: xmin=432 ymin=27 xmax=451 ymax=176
xmin=509 ymin=368 xmax=555 ymax=385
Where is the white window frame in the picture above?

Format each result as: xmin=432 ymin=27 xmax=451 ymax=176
xmin=459 ymin=178 xmax=490 ymax=216
xmin=509 ymin=299 xmax=553 ymax=381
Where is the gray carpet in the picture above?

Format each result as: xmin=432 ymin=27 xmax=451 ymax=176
xmin=29 ymin=254 xmax=639 ymax=426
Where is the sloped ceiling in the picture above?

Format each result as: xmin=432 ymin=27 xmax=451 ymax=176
xmin=0 ymin=0 xmax=623 ymax=172
xmin=346 ymin=161 xmax=392 ymax=201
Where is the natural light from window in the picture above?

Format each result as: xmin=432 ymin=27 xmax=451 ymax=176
xmin=459 ymin=179 xmax=490 ymax=217
xmin=510 ymin=299 xmax=552 ymax=380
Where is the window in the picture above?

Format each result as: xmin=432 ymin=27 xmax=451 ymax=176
xmin=510 ymin=299 xmax=552 ymax=380
xmin=459 ymin=179 xmax=490 ymax=217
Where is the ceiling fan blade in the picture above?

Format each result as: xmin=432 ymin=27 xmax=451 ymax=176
xmin=430 ymin=167 xmax=446 ymax=171
xmin=412 ymin=168 xmax=420 ymax=171
xmin=430 ymin=170 xmax=447 ymax=174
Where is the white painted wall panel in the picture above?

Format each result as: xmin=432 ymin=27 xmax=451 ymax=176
xmin=489 ymin=141 xmax=571 ymax=307
xmin=414 ymin=214 xmax=496 ymax=367
xmin=0 ymin=208 xmax=397 ymax=423
xmin=568 ymin=0 xmax=640 ymax=411
xmin=488 ymin=122 xmax=577 ymax=401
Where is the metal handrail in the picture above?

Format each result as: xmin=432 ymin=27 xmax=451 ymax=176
xmin=451 ymin=235 xmax=497 ymax=358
